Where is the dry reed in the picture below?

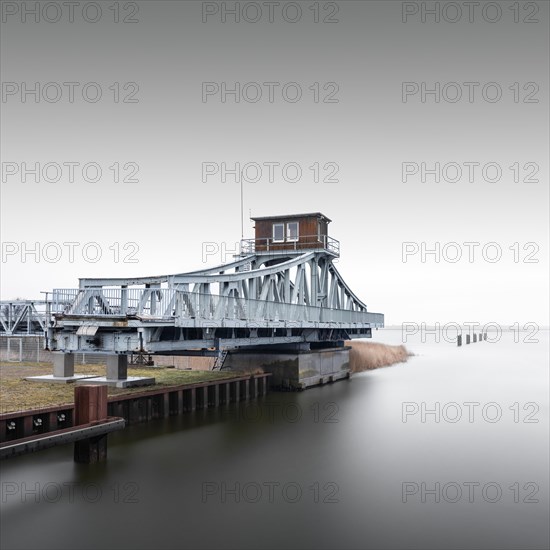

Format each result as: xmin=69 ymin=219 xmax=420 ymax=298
xmin=347 ymin=340 xmax=412 ymax=372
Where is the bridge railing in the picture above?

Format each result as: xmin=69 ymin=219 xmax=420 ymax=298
xmin=240 ymin=235 xmax=340 ymax=256
xmin=53 ymin=288 xmax=177 ymax=317
xmin=52 ymin=288 xmax=383 ymax=327
xmin=52 ymin=290 xmax=79 ymax=313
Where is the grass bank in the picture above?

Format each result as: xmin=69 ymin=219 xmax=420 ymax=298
xmin=0 ymin=362 xmax=236 ymax=414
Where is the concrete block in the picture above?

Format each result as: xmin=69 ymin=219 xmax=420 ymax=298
xmin=77 ymin=376 xmax=155 ymax=388
xmin=26 ymin=374 xmax=97 ymax=384
xmin=53 ymin=353 xmax=75 ymax=377
xmin=107 ymin=355 xmax=128 ymax=380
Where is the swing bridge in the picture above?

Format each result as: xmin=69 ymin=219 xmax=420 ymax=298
xmin=2 ymin=214 xmax=384 ymax=378
xmin=44 ymin=235 xmax=383 ymax=361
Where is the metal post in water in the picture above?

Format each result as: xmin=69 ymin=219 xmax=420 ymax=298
xmin=74 ymin=385 xmax=108 ymax=463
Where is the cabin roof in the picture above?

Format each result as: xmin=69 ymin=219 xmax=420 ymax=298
xmin=251 ymin=212 xmax=332 ymax=223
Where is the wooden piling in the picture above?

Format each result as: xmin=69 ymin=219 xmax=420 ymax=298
xmin=241 ymin=379 xmax=250 ymax=402
xmin=222 ymin=383 xmax=230 ymax=406
xmin=250 ymin=377 xmax=258 ymax=398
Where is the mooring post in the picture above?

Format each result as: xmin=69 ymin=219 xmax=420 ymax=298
xmin=473 ymin=334 xmax=477 ymax=343
xmin=74 ymin=385 xmax=108 ymax=463
xmin=479 ymin=332 xmax=483 ymax=342
xmin=466 ymin=334 xmax=471 ymax=344
xmin=484 ymin=332 xmax=487 ymax=341
xmin=457 ymin=334 xmax=462 ymax=347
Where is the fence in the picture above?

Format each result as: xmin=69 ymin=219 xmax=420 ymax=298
xmin=0 ymin=336 xmax=214 ymax=369
xmin=0 ymin=336 xmax=107 ymax=364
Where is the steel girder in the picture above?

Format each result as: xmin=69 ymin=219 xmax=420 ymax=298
xmin=70 ymin=251 xmax=370 ymax=314
xmin=0 ymin=301 xmax=48 ymax=336
xmin=48 ymin=249 xmax=383 ymax=354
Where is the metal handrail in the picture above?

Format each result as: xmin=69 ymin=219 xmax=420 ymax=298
xmin=240 ymin=234 xmax=340 ymax=256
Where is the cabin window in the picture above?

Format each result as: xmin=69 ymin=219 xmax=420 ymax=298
xmin=273 ymin=223 xmax=284 ymax=242
xmin=287 ymin=222 xmax=299 ymax=241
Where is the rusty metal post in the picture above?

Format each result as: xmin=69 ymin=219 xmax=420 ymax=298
xmin=74 ymin=385 xmax=108 ymax=463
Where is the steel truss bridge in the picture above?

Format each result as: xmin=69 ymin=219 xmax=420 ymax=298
xmin=14 ymin=238 xmax=384 ymax=362
xmin=0 ymin=300 xmax=49 ymax=336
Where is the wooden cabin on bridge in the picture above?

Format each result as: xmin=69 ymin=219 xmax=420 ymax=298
xmin=246 ymin=212 xmax=339 ymax=255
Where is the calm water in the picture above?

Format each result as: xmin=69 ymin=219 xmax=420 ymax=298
xmin=1 ymin=330 xmax=549 ymax=550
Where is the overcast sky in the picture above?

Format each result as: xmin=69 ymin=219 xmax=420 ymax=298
xmin=1 ymin=0 xmax=548 ymax=326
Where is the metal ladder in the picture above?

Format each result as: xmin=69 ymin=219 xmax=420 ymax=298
xmin=212 ymin=349 xmax=228 ymax=370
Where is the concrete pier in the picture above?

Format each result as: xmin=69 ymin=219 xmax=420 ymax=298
xmin=55 ymin=353 xmax=75 ymax=377
xmin=81 ymin=354 xmax=155 ymax=388
xmin=226 ymin=344 xmax=350 ymax=390
xmin=26 ymin=352 xmax=97 ymax=384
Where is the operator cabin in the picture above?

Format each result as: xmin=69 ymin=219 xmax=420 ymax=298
xmin=250 ymin=212 xmax=333 ymax=252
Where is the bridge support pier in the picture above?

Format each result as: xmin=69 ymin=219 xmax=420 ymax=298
xmin=54 ymin=353 xmax=74 ymax=377
xmin=26 ymin=352 xmax=97 ymax=384
xmin=226 ymin=345 xmax=351 ymax=390
xmin=81 ymin=354 xmax=156 ymax=388
xmin=107 ymin=354 xmax=128 ymax=380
